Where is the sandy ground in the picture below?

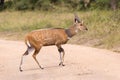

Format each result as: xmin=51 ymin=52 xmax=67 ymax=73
xmin=0 ymin=40 xmax=120 ymax=80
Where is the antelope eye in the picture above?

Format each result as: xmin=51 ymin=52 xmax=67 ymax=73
xmin=80 ymin=24 xmax=83 ymax=26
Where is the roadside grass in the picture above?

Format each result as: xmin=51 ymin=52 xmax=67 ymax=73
xmin=0 ymin=11 xmax=73 ymax=40
xmin=0 ymin=10 xmax=120 ymax=52
xmin=68 ymin=10 xmax=120 ymax=52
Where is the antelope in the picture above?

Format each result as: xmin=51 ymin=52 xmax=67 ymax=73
xmin=19 ymin=14 xmax=88 ymax=72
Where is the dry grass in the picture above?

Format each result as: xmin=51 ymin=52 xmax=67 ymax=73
xmin=0 ymin=10 xmax=120 ymax=52
xmin=0 ymin=11 xmax=73 ymax=40
xmin=0 ymin=11 xmax=72 ymax=31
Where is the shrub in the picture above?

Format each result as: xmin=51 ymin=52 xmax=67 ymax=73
xmin=2 ymin=0 xmax=120 ymax=11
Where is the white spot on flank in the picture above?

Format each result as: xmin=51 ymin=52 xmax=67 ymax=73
xmin=67 ymin=37 xmax=70 ymax=40
xmin=26 ymin=40 xmax=31 ymax=47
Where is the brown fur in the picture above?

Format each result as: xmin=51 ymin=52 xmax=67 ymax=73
xmin=25 ymin=28 xmax=68 ymax=47
xmin=19 ymin=14 xmax=88 ymax=72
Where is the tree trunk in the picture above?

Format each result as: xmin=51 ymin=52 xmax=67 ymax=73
xmin=83 ymin=0 xmax=95 ymax=8
xmin=0 ymin=0 xmax=4 ymax=5
xmin=110 ymin=0 xmax=118 ymax=10
xmin=83 ymin=0 xmax=90 ymax=8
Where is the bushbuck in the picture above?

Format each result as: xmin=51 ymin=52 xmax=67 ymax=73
xmin=19 ymin=14 xmax=88 ymax=72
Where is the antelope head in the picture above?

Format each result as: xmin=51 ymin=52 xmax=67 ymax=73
xmin=74 ymin=14 xmax=88 ymax=31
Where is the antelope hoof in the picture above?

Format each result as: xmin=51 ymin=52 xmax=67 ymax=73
xmin=59 ymin=62 xmax=65 ymax=66
xmin=19 ymin=67 xmax=23 ymax=72
xmin=40 ymin=67 xmax=44 ymax=70
xmin=19 ymin=68 xmax=23 ymax=72
xmin=62 ymin=64 xmax=65 ymax=66
xmin=20 ymin=69 xmax=23 ymax=72
xmin=41 ymin=67 xmax=44 ymax=69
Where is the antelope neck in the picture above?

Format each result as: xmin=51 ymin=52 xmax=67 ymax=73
xmin=65 ymin=26 xmax=77 ymax=38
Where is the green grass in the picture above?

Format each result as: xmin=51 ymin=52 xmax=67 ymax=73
xmin=68 ymin=10 xmax=120 ymax=52
xmin=0 ymin=11 xmax=73 ymax=32
xmin=0 ymin=10 xmax=120 ymax=52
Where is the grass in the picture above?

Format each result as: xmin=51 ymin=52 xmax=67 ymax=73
xmin=0 ymin=11 xmax=74 ymax=40
xmin=68 ymin=10 xmax=120 ymax=52
xmin=0 ymin=10 xmax=120 ymax=52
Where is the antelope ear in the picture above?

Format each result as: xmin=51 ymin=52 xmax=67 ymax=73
xmin=81 ymin=20 xmax=84 ymax=24
xmin=74 ymin=13 xmax=81 ymax=23
xmin=75 ymin=18 xmax=79 ymax=23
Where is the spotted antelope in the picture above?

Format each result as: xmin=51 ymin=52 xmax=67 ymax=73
xmin=19 ymin=14 xmax=88 ymax=72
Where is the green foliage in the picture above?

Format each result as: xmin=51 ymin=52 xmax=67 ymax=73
xmin=14 ymin=0 xmax=35 ymax=10
xmin=2 ymin=0 xmax=119 ymax=11
xmin=35 ymin=0 xmax=53 ymax=10
xmin=67 ymin=10 xmax=120 ymax=51
xmin=90 ymin=0 xmax=110 ymax=10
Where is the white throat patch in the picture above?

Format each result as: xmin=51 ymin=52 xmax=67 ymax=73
xmin=75 ymin=29 xmax=78 ymax=33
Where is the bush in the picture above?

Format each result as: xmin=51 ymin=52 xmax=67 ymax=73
xmin=14 ymin=0 xmax=35 ymax=10
xmin=2 ymin=0 xmax=120 ymax=11
xmin=35 ymin=0 xmax=53 ymax=11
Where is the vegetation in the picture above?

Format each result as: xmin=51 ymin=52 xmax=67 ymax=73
xmin=0 ymin=10 xmax=120 ymax=52
xmin=0 ymin=0 xmax=120 ymax=52
xmin=68 ymin=10 xmax=120 ymax=52
xmin=0 ymin=0 xmax=120 ymax=11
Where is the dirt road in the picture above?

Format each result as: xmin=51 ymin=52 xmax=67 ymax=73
xmin=0 ymin=40 xmax=120 ymax=80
